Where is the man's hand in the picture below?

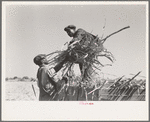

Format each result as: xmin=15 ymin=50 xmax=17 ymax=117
xmin=43 ymin=83 xmax=54 ymax=93
xmin=46 ymin=83 xmax=54 ymax=89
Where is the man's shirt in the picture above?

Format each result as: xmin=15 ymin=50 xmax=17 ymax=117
xmin=69 ymin=28 xmax=96 ymax=47
xmin=37 ymin=65 xmax=55 ymax=101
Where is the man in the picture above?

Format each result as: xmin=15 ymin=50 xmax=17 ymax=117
xmin=48 ymin=25 xmax=99 ymax=79
xmin=64 ymin=25 xmax=97 ymax=48
xmin=34 ymin=54 xmax=68 ymax=101
xmin=33 ymin=54 xmax=57 ymax=101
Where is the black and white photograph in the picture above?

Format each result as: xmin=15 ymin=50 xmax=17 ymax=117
xmin=2 ymin=1 xmax=149 ymax=121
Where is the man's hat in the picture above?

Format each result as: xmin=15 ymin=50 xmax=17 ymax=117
xmin=64 ymin=25 xmax=76 ymax=32
xmin=33 ymin=54 xmax=46 ymax=66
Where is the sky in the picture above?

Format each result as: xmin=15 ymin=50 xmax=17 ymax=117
xmin=3 ymin=2 xmax=148 ymax=79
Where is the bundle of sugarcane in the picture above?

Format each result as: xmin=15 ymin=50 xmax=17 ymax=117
xmin=107 ymin=71 xmax=146 ymax=101
xmin=45 ymin=26 xmax=130 ymax=85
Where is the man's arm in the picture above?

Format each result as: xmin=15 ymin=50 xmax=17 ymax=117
xmin=68 ymin=29 xmax=86 ymax=48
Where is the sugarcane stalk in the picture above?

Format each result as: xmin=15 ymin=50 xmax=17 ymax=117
xmin=88 ymin=80 xmax=106 ymax=95
xmin=140 ymin=89 xmax=145 ymax=95
xmin=101 ymin=26 xmax=130 ymax=44
xmin=121 ymin=86 xmax=134 ymax=100
xmin=109 ymin=81 xmax=127 ymax=100
xmin=62 ymin=63 xmax=73 ymax=78
xmin=32 ymin=84 xmax=36 ymax=98
xmin=108 ymin=75 xmax=124 ymax=93
xmin=115 ymin=87 xmax=128 ymax=101
xmin=140 ymin=95 xmax=145 ymax=101
xmin=130 ymin=87 xmax=139 ymax=100
xmin=110 ymin=87 xmax=120 ymax=100
xmin=46 ymin=50 xmax=62 ymax=57
xmin=125 ymin=87 xmax=135 ymax=100
xmin=120 ymin=71 xmax=142 ymax=88
xmin=109 ymin=76 xmax=124 ymax=88
xmin=58 ymin=83 xmax=66 ymax=94
xmin=84 ymin=87 xmax=88 ymax=101
xmin=113 ymin=87 xmax=125 ymax=101
xmin=101 ymin=18 xmax=106 ymax=39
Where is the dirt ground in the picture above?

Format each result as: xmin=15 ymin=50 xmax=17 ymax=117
xmin=5 ymin=80 xmax=39 ymax=101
